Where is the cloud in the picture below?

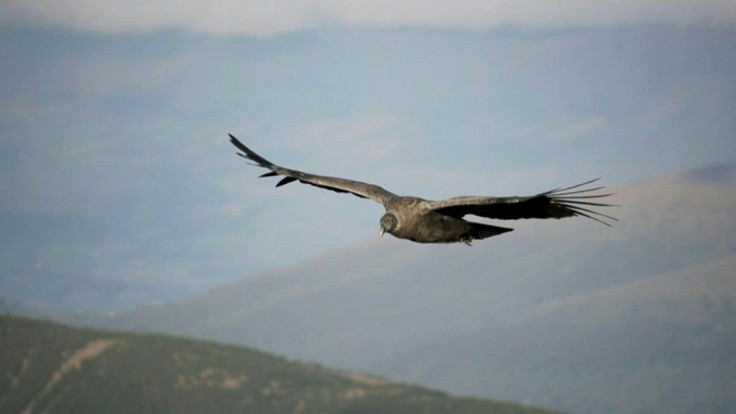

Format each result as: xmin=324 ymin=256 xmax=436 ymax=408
xmin=2 ymin=0 xmax=734 ymax=36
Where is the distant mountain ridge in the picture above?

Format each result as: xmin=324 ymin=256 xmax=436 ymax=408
xmin=109 ymin=171 xmax=736 ymax=414
xmin=0 ymin=315 xmax=556 ymax=414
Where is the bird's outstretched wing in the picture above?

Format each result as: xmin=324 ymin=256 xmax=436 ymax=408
xmin=229 ymin=134 xmax=397 ymax=206
xmin=424 ymin=179 xmax=617 ymax=226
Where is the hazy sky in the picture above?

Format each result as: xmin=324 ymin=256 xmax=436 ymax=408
xmin=3 ymin=0 xmax=735 ymax=35
xmin=1 ymin=1 xmax=734 ymax=312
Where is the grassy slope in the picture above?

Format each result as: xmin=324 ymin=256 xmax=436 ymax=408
xmin=0 ymin=315 xmax=556 ymax=414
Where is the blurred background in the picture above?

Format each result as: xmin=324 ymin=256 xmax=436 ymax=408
xmin=1 ymin=1 xmax=734 ymax=413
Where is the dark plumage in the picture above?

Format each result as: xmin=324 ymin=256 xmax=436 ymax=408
xmin=229 ymin=134 xmax=616 ymax=245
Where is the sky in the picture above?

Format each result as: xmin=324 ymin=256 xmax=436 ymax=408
xmin=1 ymin=1 xmax=735 ymax=312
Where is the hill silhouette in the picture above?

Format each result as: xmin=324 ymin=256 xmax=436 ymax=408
xmin=0 ymin=315 xmax=556 ymax=414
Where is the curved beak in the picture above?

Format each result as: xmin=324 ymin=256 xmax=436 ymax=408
xmin=379 ymin=227 xmax=385 ymax=237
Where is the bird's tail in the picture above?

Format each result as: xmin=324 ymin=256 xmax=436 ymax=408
xmin=469 ymin=222 xmax=513 ymax=240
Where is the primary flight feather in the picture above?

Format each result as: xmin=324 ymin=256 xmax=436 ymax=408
xmin=229 ymin=134 xmax=616 ymax=245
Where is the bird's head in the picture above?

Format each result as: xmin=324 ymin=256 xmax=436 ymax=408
xmin=379 ymin=213 xmax=398 ymax=237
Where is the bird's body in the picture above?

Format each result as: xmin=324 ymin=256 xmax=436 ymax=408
xmin=383 ymin=197 xmax=512 ymax=244
xmin=229 ymin=134 xmax=615 ymax=245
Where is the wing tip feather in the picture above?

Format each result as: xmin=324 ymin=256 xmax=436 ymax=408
xmin=276 ymin=176 xmax=297 ymax=187
xmin=549 ymin=178 xmax=618 ymax=226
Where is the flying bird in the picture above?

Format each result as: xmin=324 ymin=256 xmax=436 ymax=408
xmin=229 ymin=134 xmax=616 ymax=245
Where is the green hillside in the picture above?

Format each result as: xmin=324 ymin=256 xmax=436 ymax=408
xmin=0 ymin=315 xmax=555 ymax=414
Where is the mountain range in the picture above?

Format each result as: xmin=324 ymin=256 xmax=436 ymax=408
xmin=105 ymin=166 xmax=736 ymax=413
